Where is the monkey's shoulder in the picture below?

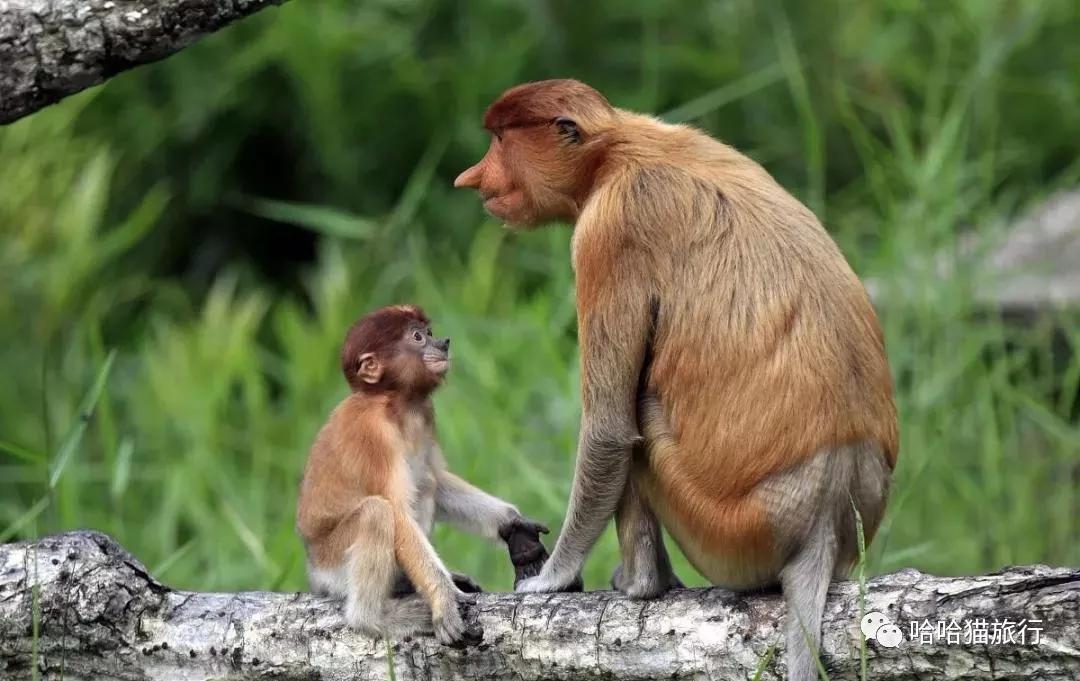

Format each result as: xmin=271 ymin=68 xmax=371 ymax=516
xmin=304 ymin=395 xmax=403 ymax=468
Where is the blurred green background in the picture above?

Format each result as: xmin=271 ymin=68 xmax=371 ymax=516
xmin=2 ymin=0 xmax=1079 ymax=595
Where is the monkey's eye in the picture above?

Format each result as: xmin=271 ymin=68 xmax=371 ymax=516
xmin=426 ymin=328 xmax=433 ymax=336
xmin=412 ymin=331 xmax=424 ymax=343
xmin=554 ymin=117 xmax=580 ymax=144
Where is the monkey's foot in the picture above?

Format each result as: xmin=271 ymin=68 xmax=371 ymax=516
xmin=515 ymin=570 xmax=584 ymax=594
xmin=391 ymin=574 xmax=416 ymax=597
xmin=450 ymin=572 xmax=483 ymax=593
xmin=432 ymin=599 xmax=483 ymax=647
xmin=610 ymin=563 xmax=683 ymax=600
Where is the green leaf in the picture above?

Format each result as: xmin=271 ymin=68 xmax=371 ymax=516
xmin=110 ymin=437 xmax=135 ymax=502
xmin=49 ymin=350 xmax=116 ymax=489
xmin=245 ymin=197 xmax=378 ymax=240
xmin=0 ymin=439 xmax=45 ymax=463
xmin=663 ymin=64 xmax=785 ymax=123
xmin=0 ymin=496 xmax=50 ymax=543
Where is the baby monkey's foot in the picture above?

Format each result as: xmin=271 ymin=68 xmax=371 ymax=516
xmin=393 ymin=572 xmax=482 ymax=596
xmin=451 ymin=572 xmax=483 ymax=593
xmin=432 ymin=592 xmax=483 ymax=647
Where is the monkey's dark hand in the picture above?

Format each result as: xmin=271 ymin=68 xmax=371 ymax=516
xmin=500 ymin=515 xmax=552 ymax=586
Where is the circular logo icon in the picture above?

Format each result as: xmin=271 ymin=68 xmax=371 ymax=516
xmin=860 ymin=611 xmax=890 ymax=640
xmin=859 ymin=611 xmax=903 ymax=648
xmin=876 ymin=623 xmax=903 ymax=648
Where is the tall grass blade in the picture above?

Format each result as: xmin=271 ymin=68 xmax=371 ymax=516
xmin=49 ymin=350 xmax=116 ymax=489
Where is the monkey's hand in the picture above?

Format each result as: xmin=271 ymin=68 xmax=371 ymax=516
xmin=499 ymin=515 xmax=552 ymax=586
xmin=499 ymin=514 xmax=549 ymax=545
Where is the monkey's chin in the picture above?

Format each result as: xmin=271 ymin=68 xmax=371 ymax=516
xmin=484 ymin=193 xmax=535 ymax=227
xmin=424 ymin=358 xmax=450 ymax=376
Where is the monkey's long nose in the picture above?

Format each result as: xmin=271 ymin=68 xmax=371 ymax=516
xmin=454 ymin=164 xmax=482 ymax=189
xmin=435 ymin=337 xmax=450 ymax=352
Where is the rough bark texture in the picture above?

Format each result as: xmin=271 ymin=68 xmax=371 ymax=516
xmin=1 ymin=531 xmax=1078 ymax=680
xmin=0 ymin=0 xmax=287 ymax=124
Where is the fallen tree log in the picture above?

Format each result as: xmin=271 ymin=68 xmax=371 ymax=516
xmin=1 ymin=531 xmax=1078 ymax=680
xmin=0 ymin=0 xmax=287 ymax=124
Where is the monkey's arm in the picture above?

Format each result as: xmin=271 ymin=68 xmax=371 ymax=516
xmin=434 ymin=467 xmax=521 ymax=538
xmin=433 ymin=447 xmax=549 ymax=536
xmin=517 ymin=241 xmax=653 ymax=593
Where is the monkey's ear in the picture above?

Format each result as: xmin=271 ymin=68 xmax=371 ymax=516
xmin=554 ymin=116 xmax=581 ymax=144
xmin=357 ymin=353 xmax=382 ymax=384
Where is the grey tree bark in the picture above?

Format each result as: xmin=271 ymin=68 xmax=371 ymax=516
xmin=0 ymin=0 xmax=287 ymax=124
xmin=1 ymin=531 xmax=1078 ymax=680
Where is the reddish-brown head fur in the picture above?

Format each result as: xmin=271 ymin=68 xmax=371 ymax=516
xmin=341 ymin=305 xmax=450 ymax=398
xmin=454 ymin=79 xmax=616 ymax=227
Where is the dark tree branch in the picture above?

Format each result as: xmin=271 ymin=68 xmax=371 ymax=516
xmin=0 ymin=0 xmax=287 ymax=124
xmin=1 ymin=531 xmax=1078 ymax=680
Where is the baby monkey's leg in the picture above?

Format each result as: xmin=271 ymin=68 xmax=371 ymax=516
xmin=392 ymin=506 xmax=481 ymax=645
xmin=337 ymin=497 xmax=426 ymax=638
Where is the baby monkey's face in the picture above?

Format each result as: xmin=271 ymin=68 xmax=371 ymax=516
xmin=405 ymin=323 xmax=451 ymax=377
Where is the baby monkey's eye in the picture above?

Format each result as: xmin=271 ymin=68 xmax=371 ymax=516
xmin=412 ymin=331 xmax=424 ymax=343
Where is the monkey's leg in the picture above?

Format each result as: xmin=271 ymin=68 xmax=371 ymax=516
xmin=611 ymin=471 xmax=682 ymax=599
xmin=515 ymin=424 xmax=636 ymax=593
xmin=338 ymin=497 xmax=426 ymax=639
xmin=392 ymin=508 xmax=482 ymax=645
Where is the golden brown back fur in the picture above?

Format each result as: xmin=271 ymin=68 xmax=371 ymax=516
xmin=572 ymin=111 xmax=896 ymax=575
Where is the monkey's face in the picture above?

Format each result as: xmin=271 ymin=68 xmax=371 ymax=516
xmin=456 ymin=81 xmax=613 ymax=228
xmin=406 ymin=322 xmax=452 ymax=379
xmin=342 ymin=305 xmax=450 ymax=395
xmin=454 ymin=134 xmax=547 ymax=227
xmin=380 ymin=323 xmax=451 ymax=396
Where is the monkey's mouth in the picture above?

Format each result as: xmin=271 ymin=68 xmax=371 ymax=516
xmin=423 ymin=355 xmax=450 ymax=375
xmin=483 ymin=191 xmax=527 ymax=221
xmin=483 ymin=196 xmax=508 ymax=215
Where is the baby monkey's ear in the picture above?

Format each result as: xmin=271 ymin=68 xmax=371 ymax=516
xmin=357 ymin=353 xmax=383 ymax=384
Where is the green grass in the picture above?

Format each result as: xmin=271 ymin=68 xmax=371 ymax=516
xmin=1 ymin=0 xmax=1079 ymax=604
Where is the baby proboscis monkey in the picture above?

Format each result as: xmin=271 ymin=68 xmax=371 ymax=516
xmin=296 ymin=304 xmax=548 ymax=644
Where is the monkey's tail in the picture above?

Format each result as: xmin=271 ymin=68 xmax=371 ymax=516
xmin=780 ymin=517 xmax=836 ymax=681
